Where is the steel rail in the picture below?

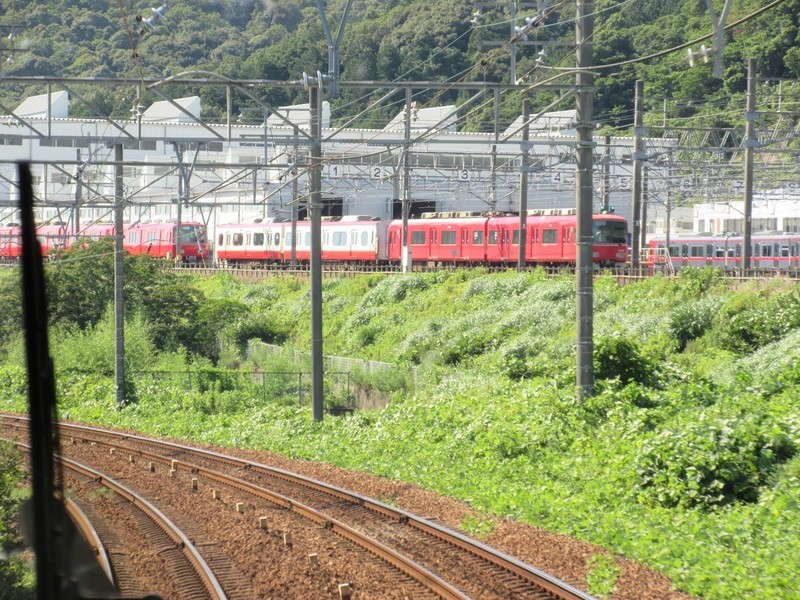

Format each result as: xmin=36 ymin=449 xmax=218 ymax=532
xmin=3 ymin=436 xmax=228 ymax=600
xmin=21 ymin=420 xmax=596 ymax=600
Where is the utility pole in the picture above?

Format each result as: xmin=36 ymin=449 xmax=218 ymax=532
xmin=631 ymin=79 xmax=644 ymax=270
xmin=517 ymin=98 xmax=530 ymax=269
xmin=308 ymin=75 xmax=324 ymax=422
xmin=575 ymin=0 xmax=594 ymax=402
xmin=743 ymin=58 xmax=756 ymax=271
xmin=114 ymin=143 xmax=125 ymax=405
xmin=640 ymin=165 xmax=648 ymax=252
xmin=402 ymin=88 xmax=412 ymax=273
xmin=602 ymin=135 xmax=611 ymax=212
xmin=291 ymin=125 xmax=299 ymax=267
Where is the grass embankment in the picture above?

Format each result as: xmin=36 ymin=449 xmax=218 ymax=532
xmin=1 ymin=268 xmax=799 ymax=598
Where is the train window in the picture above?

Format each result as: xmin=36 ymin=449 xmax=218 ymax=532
xmin=233 ymin=233 xmax=243 ymax=246
xmin=512 ymin=229 xmax=520 ymax=245
xmin=706 ymin=245 xmax=713 ymax=256
xmin=531 ymin=229 xmax=538 ymax=244
xmin=285 ymin=232 xmax=292 ymax=245
xmin=542 ymin=229 xmax=557 ymax=244
xmin=274 ymin=233 xmax=281 ymax=246
xmin=780 ymin=244 xmax=789 ymax=257
xmin=361 ymin=231 xmax=369 ymax=246
xmin=178 ymin=225 xmax=198 ymax=243
xmin=760 ymin=244 xmax=772 ymax=257
xmin=333 ymin=231 xmax=347 ymax=246
xmin=304 ymin=232 xmax=311 ymax=246
xmin=148 ymin=232 xmax=157 ymax=242
xmin=411 ymin=231 xmax=426 ymax=245
xmin=488 ymin=230 xmax=498 ymax=244
xmin=129 ymin=232 xmax=138 ymax=243
xmin=669 ymin=246 xmax=679 ymax=257
xmin=246 ymin=234 xmax=252 ymax=246
xmin=593 ymin=220 xmax=627 ymax=244
xmin=441 ymin=231 xmax=456 ymax=245
xmin=254 ymin=233 xmax=264 ymax=246
xmin=473 ymin=230 xmax=483 ymax=245
xmin=689 ymin=246 xmax=703 ymax=257
xmin=352 ymin=231 xmax=358 ymax=246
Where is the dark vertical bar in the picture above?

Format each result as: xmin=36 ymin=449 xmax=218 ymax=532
xmin=19 ymin=161 xmax=61 ymax=599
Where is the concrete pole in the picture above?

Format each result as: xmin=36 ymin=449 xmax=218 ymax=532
xmin=631 ymin=79 xmax=644 ymax=270
xmin=743 ymin=58 xmax=756 ymax=271
xmin=402 ymin=87 xmax=412 ymax=272
xmin=640 ymin=165 xmax=648 ymax=252
xmin=517 ymin=98 xmax=529 ymax=269
xmin=114 ymin=144 xmax=125 ymax=405
xmin=575 ymin=1 xmax=595 ymax=402
xmin=309 ymin=82 xmax=324 ymax=422
xmin=291 ymin=125 xmax=299 ymax=267
xmin=602 ymin=135 xmax=611 ymax=212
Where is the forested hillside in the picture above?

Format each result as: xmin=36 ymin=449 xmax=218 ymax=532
xmin=1 ymin=0 xmax=799 ymax=131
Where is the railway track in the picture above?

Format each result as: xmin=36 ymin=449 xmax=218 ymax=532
xmin=2 ymin=415 xmax=595 ymax=599
xmin=7 ymin=439 xmax=230 ymax=599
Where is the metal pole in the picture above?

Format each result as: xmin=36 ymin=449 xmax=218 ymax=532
xmin=74 ymin=148 xmax=82 ymax=237
xmin=510 ymin=1 xmax=517 ymax=84
xmin=743 ymin=58 xmax=756 ymax=271
xmin=309 ymin=81 xmax=324 ymax=422
xmin=640 ymin=165 xmax=648 ymax=252
xmin=402 ymin=87 xmax=412 ymax=273
xmin=517 ymin=98 xmax=529 ymax=269
xmin=575 ymin=1 xmax=594 ymax=402
xmin=114 ymin=143 xmax=125 ymax=405
xmin=602 ymin=135 xmax=611 ymax=212
xmin=490 ymin=88 xmax=500 ymax=212
xmin=291 ymin=125 xmax=298 ymax=267
xmin=631 ymin=79 xmax=644 ymax=270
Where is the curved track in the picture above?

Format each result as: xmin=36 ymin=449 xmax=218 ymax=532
xmin=2 ymin=415 xmax=595 ymax=599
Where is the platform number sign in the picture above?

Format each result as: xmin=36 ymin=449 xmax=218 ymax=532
xmin=789 ymin=182 xmax=797 ymax=193
xmin=455 ymin=169 xmax=470 ymax=181
xmin=680 ymin=178 xmax=693 ymax=192
xmin=327 ymin=164 xmax=346 ymax=178
xmin=370 ymin=166 xmax=388 ymax=180
xmin=618 ymin=176 xmax=631 ymax=190
xmin=733 ymin=179 xmax=744 ymax=194
xmin=552 ymin=172 xmax=562 ymax=184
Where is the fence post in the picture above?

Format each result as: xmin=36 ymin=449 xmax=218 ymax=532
xmin=298 ymin=373 xmax=302 ymax=405
xmin=262 ymin=371 xmax=266 ymax=405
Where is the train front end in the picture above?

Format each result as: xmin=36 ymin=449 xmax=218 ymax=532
xmin=592 ymin=214 xmax=628 ymax=267
xmin=176 ymin=223 xmax=209 ymax=262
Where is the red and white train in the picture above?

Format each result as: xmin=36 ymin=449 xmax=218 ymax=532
xmin=0 ymin=221 xmax=209 ymax=262
xmin=215 ymin=211 xmax=630 ymax=268
xmin=646 ymin=232 xmax=800 ymax=270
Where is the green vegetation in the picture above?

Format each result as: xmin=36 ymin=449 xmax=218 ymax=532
xmin=1 ymin=247 xmax=800 ymax=598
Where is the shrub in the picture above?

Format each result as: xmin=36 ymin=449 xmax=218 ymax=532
xmin=636 ymin=412 xmax=796 ymax=508
xmin=594 ymin=335 xmax=657 ymax=386
xmin=668 ymin=297 xmax=723 ymax=352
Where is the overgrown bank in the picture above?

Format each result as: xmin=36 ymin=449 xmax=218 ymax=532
xmin=1 ymin=260 xmax=799 ymax=598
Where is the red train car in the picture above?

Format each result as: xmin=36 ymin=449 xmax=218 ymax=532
xmin=387 ymin=214 xmax=487 ymax=264
xmin=387 ymin=210 xmax=628 ymax=267
xmin=0 ymin=221 xmax=208 ymax=262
